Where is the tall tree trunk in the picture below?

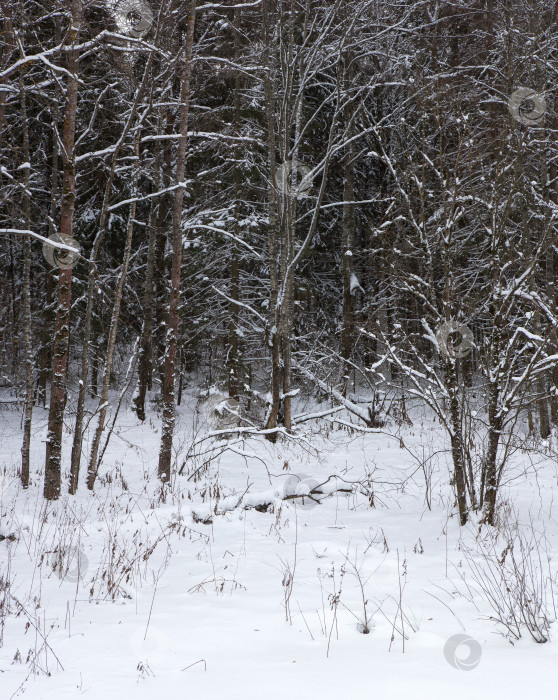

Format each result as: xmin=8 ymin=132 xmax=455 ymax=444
xmin=481 ymin=287 xmax=503 ymax=525
xmin=86 ymin=133 xmax=141 ymax=490
xmin=281 ymin=288 xmax=293 ymax=430
xmin=262 ymin=0 xmax=281 ymax=438
xmin=446 ymin=366 xmax=469 ymax=525
xmin=227 ymin=8 xmax=242 ymax=403
xmin=281 ymin=184 xmax=296 ymax=431
xmin=19 ymin=70 xmax=32 ymax=488
xmin=69 ymin=54 xmax=154 ymax=494
xmin=133 ymin=142 xmax=162 ymax=420
xmin=36 ymin=274 xmax=54 ymax=408
xmin=279 ymin=0 xmax=298 ymax=434
xmin=340 ymin=24 xmax=356 ymax=396
xmin=158 ymin=0 xmax=196 ymax=483
xmin=482 ymin=384 xmax=503 ymax=526
xmin=548 ymin=162 xmax=558 ymax=426
xmin=44 ymin=0 xmax=82 ymax=500
xmin=535 ymin=312 xmax=551 ymax=439
xmin=154 ymin=111 xmax=174 ymax=390
xmin=227 ymin=240 xmax=240 ymax=400
xmin=37 ymin=74 xmax=60 ymax=408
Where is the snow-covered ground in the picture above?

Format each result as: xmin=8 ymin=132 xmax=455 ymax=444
xmin=1 ymin=395 xmax=557 ymax=699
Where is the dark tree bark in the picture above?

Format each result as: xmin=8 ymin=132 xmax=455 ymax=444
xmin=158 ymin=0 xmax=197 ymax=483
xmin=69 ymin=49 xmax=154 ymax=494
xmin=44 ymin=0 xmax=82 ymax=500
xmin=19 ymin=69 xmax=32 ymax=489
xmin=87 ymin=133 xmax=141 ymax=490
xmin=340 ymin=44 xmax=356 ymax=394
xmin=133 ymin=143 xmax=161 ymax=421
xmin=262 ymin=0 xmax=281 ymax=439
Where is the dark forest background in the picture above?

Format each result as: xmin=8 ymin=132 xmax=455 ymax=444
xmin=1 ymin=0 xmax=557 ymax=525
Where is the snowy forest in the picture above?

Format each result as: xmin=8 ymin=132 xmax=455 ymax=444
xmin=1 ymin=0 xmax=558 ymax=697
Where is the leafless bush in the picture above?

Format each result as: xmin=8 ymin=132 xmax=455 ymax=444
xmin=314 ymin=562 xmax=345 ymax=657
xmin=88 ymin=512 xmax=195 ymax=602
xmin=340 ymin=549 xmax=377 ymax=634
xmin=458 ymin=514 xmax=557 ymax=643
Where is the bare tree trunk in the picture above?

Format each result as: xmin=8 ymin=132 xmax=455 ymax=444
xmin=281 ymin=284 xmax=293 ymax=430
xmin=158 ymin=0 xmax=196 ymax=483
xmin=482 ymin=383 xmax=503 ymax=526
xmin=549 ymin=162 xmax=558 ymax=426
xmin=44 ymin=0 xmax=82 ymax=500
xmin=278 ymin=0 xmax=298 ymax=434
xmin=69 ymin=54 xmax=154 ymax=494
xmin=339 ymin=10 xmax=356 ymax=394
xmin=340 ymin=50 xmax=356 ymax=395
xmin=37 ymin=74 xmax=60 ymax=408
xmin=535 ymin=312 xmax=551 ymax=439
xmin=90 ymin=321 xmax=99 ymax=398
xmin=263 ymin=0 xmax=337 ymax=433
xmin=227 ymin=10 xmax=242 ymax=403
xmin=36 ymin=276 xmax=54 ymax=407
xmin=281 ymin=181 xmax=296 ymax=431
xmin=133 ymin=142 xmax=162 ymax=420
xmin=439 ymin=160 xmax=468 ymax=524
xmin=447 ymin=367 xmax=469 ymax=525
xmin=227 ymin=240 xmax=240 ymax=400
xmin=19 ymin=70 xmax=32 ymax=488
xmin=86 ymin=133 xmax=141 ymax=490
xmin=262 ymin=0 xmax=281 ymax=438
xmin=153 ymin=111 xmax=174 ymax=390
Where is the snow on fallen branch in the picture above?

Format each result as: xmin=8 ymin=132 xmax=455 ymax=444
xmin=191 ymin=474 xmax=365 ymax=524
xmin=292 ymin=406 xmax=344 ymax=424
